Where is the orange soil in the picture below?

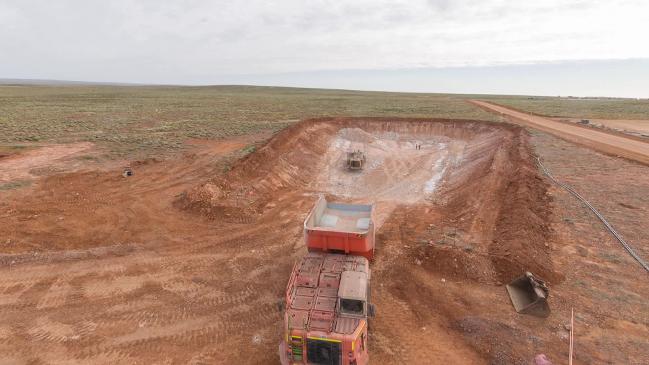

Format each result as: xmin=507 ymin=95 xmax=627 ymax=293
xmin=1 ymin=117 xmax=638 ymax=364
xmin=0 ymin=142 xmax=95 ymax=183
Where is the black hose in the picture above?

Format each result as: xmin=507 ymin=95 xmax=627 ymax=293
xmin=537 ymin=157 xmax=649 ymax=273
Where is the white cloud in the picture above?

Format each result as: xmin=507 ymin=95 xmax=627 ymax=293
xmin=0 ymin=0 xmax=648 ymax=83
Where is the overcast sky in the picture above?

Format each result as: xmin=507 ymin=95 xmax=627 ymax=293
xmin=1 ymin=0 xmax=649 ymax=96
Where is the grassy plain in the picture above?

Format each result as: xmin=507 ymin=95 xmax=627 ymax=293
xmin=3 ymin=85 xmax=648 ymax=158
xmin=477 ymin=95 xmax=649 ymax=119
xmin=0 ymin=85 xmax=496 ymax=158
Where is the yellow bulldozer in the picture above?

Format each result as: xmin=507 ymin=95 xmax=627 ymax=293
xmin=346 ymin=150 xmax=366 ymax=171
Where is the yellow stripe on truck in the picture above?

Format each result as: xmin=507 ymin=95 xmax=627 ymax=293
xmin=307 ymin=336 xmax=342 ymax=343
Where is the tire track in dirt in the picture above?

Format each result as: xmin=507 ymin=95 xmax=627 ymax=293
xmin=80 ymin=302 xmax=281 ymax=361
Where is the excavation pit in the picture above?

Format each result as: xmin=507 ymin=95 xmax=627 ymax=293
xmin=181 ymin=117 xmax=556 ymax=283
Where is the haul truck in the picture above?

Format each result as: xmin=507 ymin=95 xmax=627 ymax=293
xmin=279 ymin=196 xmax=375 ymax=365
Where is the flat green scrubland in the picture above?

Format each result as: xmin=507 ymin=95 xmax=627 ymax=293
xmin=1 ymin=84 xmax=647 ymax=158
xmin=477 ymin=95 xmax=649 ymax=120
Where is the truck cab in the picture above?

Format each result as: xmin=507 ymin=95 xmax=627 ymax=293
xmin=338 ymin=271 xmax=370 ymax=318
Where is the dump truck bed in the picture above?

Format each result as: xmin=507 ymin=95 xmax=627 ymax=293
xmin=304 ymin=196 xmax=375 ymax=260
xmin=315 ymin=204 xmax=371 ymax=233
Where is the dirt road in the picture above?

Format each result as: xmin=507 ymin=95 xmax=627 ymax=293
xmin=471 ymin=100 xmax=649 ymax=165
xmin=552 ymin=118 xmax=649 ymax=137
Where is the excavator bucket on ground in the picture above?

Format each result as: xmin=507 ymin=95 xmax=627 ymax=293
xmin=506 ymin=272 xmax=550 ymax=318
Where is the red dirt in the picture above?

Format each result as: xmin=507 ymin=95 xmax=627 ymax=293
xmin=1 ymin=117 xmax=644 ymax=364
xmin=0 ymin=142 xmax=95 ymax=183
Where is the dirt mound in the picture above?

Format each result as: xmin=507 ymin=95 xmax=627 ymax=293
xmin=175 ymin=182 xmax=257 ymax=223
xmin=488 ymin=139 xmax=558 ymax=283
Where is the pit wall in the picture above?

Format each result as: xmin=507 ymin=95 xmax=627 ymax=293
xmin=221 ymin=117 xmax=514 ymax=198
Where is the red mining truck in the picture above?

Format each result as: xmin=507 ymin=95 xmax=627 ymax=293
xmin=279 ymin=196 xmax=375 ymax=365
